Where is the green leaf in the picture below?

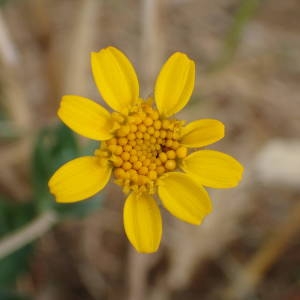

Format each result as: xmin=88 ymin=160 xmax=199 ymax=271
xmin=0 ymin=289 xmax=30 ymax=300
xmin=0 ymin=201 xmax=35 ymax=236
xmin=0 ymin=0 xmax=10 ymax=7
xmin=0 ymin=199 xmax=35 ymax=287
xmin=0 ymin=246 xmax=33 ymax=288
xmin=32 ymin=124 xmax=79 ymax=212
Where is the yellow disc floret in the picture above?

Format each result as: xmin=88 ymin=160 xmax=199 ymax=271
xmin=95 ymin=102 xmax=188 ymax=194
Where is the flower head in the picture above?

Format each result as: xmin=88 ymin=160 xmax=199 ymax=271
xmin=48 ymin=46 xmax=243 ymax=253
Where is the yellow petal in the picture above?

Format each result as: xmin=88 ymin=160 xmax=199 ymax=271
xmin=123 ymin=193 xmax=162 ymax=253
xmin=157 ymin=172 xmax=212 ymax=225
xmin=48 ymin=156 xmax=112 ymax=203
xmin=154 ymin=52 xmax=195 ymax=117
xmin=180 ymin=119 xmax=225 ymax=147
xmin=58 ymin=95 xmax=113 ymax=140
xmin=91 ymin=47 xmax=139 ymax=112
xmin=181 ymin=150 xmax=243 ymax=188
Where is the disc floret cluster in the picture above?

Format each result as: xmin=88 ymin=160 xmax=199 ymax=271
xmin=96 ymin=102 xmax=187 ymax=195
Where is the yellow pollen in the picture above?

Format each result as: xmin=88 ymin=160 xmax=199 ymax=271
xmin=121 ymin=151 xmax=130 ymax=161
xmin=136 ymin=131 xmax=143 ymax=139
xmin=154 ymin=131 xmax=160 ymax=138
xmin=165 ymin=139 xmax=173 ymax=148
xmin=140 ymin=155 xmax=146 ymax=162
xmin=114 ymin=145 xmax=123 ymax=155
xmin=173 ymin=132 xmax=180 ymax=140
xmin=114 ymin=168 xmax=126 ymax=179
xmin=107 ymin=138 xmax=117 ymax=145
xmin=166 ymin=150 xmax=176 ymax=159
xmin=124 ymin=144 xmax=132 ymax=152
xmin=139 ymin=166 xmax=148 ymax=175
xmin=111 ymin=112 xmax=125 ymax=123
xmin=158 ymin=152 xmax=167 ymax=163
xmin=129 ymin=155 xmax=138 ymax=163
xmin=113 ymin=156 xmax=123 ymax=167
xmin=129 ymin=169 xmax=138 ymax=179
xmin=144 ymin=117 xmax=153 ymax=126
xmin=143 ymin=158 xmax=151 ymax=166
xmin=128 ymin=132 xmax=136 ymax=140
xmin=149 ymin=170 xmax=157 ymax=180
xmin=137 ymin=175 xmax=147 ymax=185
xmin=165 ymin=160 xmax=176 ymax=170
xmin=154 ymin=120 xmax=161 ymax=130
xmin=139 ymin=124 xmax=147 ymax=133
xmin=162 ymin=119 xmax=170 ymax=129
xmin=129 ymin=140 xmax=136 ymax=147
xmin=122 ymin=161 xmax=132 ymax=170
xmin=133 ymin=115 xmax=143 ymax=124
xmin=116 ymin=125 xmax=130 ymax=137
xmin=167 ymin=131 xmax=173 ymax=139
xmin=118 ymin=137 xmax=128 ymax=146
xmin=176 ymin=146 xmax=188 ymax=158
xmin=148 ymin=127 xmax=155 ymax=135
xmin=144 ymin=133 xmax=151 ymax=140
xmin=172 ymin=141 xmax=180 ymax=149
xmin=149 ymin=163 xmax=156 ymax=170
xmin=156 ymin=166 xmax=165 ymax=175
xmin=130 ymin=124 xmax=138 ymax=132
xmin=102 ymin=103 xmax=189 ymax=194
xmin=108 ymin=144 xmax=117 ymax=153
xmin=150 ymin=136 xmax=156 ymax=144
xmin=152 ymin=111 xmax=159 ymax=120
xmin=134 ymin=161 xmax=143 ymax=170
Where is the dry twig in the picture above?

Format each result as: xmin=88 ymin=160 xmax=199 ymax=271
xmin=0 ymin=210 xmax=58 ymax=260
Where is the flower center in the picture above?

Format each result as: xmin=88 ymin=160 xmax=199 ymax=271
xmin=97 ymin=102 xmax=188 ymax=194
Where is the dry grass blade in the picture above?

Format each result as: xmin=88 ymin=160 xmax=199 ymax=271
xmin=225 ymin=201 xmax=300 ymax=299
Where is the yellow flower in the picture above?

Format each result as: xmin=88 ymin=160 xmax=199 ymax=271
xmin=48 ymin=46 xmax=243 ymax=253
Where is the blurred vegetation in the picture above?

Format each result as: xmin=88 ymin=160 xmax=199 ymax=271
xmin=0 ymin=199 xmax=34 ymax=299
xmin=0 ymin=124 xmax=104 ymax=298
xmin=32 ymin=124 xmax=104 ymax=217
xmin=210 ymin=0 xmax=262 ymax=72
xmin=0 ymin=0 xmax=10 ymax=7
xmin=0 ymin=0 xmax=300 ymax=299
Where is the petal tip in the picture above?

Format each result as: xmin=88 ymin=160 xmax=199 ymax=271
xmin=91 ymin=46 xmax=139 ymax=112
xmin=123 ymin=193 xmax=162 ymax=254
xmin=155 ymin=51 xmax=196 ymax=117
xmin=134 ymin=244 xmax=160 ymax=254
xmin=180 ymin=119 xmax=226 ymax=148
xmin=182 ymin=150 xmax=244 ymax=189
xmin=47 ymin=156 xmax=112 ymax=203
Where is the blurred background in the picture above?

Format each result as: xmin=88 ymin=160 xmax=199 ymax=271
xmin=0 ymin=0 xmax=300 ymax=299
